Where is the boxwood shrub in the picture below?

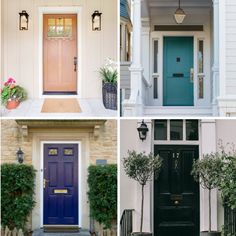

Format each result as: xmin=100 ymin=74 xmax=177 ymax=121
xmin=87 ymin=164 xmax=117 ymax=229
xmin=1 ymin=163 xmax=36 ymax=231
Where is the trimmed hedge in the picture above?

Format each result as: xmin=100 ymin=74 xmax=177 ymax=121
xmin=87 ymin=164 xmax=117 ymax=229
xmin=1 ymin=163 xmax=36 ymax=231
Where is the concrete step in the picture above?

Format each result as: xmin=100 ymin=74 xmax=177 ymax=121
xmin=32 ymin=228 xmax=91 ymax=236
xmin=144 ymin=106 xmax=213 ymax=116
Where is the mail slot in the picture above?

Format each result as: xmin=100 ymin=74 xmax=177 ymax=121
xmin=54 ymin=189 xmax=68 ymax=194
xmin=172 ymin=73 xmax=184 ymax=77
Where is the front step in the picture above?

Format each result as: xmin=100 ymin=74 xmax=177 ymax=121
xmin=144 ymin=106 xmax=213 ymax=116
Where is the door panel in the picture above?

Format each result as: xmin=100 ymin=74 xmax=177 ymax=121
xmin=44 ymin=144 xmax=78 ymax=225
xmin=154 ymin=145 xmax=199 ymax=236
xmin=163 ymin=37 xmax=194 ymax=106
xmin=43 ymin=14 xmax=77 ymax=93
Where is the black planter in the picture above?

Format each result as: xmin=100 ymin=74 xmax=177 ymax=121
xmin=131 ymin=232 xmax=152 ymax=236
xmin=102 ymin=82 xmax=117 ymax=110
xmin=200 ymin=231 xmax=221 ymax=236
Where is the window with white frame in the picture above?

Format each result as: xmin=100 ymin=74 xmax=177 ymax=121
xmin=197 ymin=39 xmax=205 ymax=99
xmin=154 ymin=120 xmax=199 ymax=141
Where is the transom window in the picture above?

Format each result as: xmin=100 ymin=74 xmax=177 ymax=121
xmin=154 ymin=120 xmax=199 ymax=141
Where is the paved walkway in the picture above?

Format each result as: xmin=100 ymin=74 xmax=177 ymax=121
xmin=32 ymin=229 xmax=91 ymax=236
xmin=1 ymin=98 xmax=117 ymax=118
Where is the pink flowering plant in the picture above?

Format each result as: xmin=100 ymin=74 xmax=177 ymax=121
xmin=1 ymin=78 xmax=27 ymax=105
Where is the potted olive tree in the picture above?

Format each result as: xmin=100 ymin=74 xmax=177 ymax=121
xmin=99 ymin=58 xmax=117 ymax=110
xmin=123 ymin=151 xmax=162 ymax=236
xmin=191 ymin=153 xmax=223 ymax=236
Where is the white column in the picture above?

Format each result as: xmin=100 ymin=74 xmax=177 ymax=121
xmin=127 ymin=0 xmax=144 ymax=116
xmin=212 ymin=0 xmax=220 ymax=115
xmin=200 ymin=120 xmax=218 ymax=232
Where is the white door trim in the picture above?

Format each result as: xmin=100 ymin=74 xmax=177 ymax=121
xmin=40 ymin=141 xmax=81 ymax=227
xmin=38 ymin=7 xmax=82 ymax=98
xmin=149 ymin=31 xmax=211 ymax=108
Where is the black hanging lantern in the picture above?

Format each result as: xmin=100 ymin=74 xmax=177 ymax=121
xmin=19 ymin=10 xmax=29 ymax=30
xmin=16 ymin=148 xmax=24 ymax=163
xmin=137 ymin=120 xmax=149 ymax=141
xmin=92 ymin=10 xmax=102 ymax=31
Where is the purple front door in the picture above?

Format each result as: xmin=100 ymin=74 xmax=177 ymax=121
xmin=43 ymin=143 xmax=78 ymax=225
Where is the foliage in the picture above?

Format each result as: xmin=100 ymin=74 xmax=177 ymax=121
xmin=123 ymin=151 xmax=162 ymax=233
xmin=87 ymin=164 xmax=117 ymax=229
xmin=191 ymin=153 xmax=223 ymax=190
xmin=123 ymin=151 xmax=163 ymax=186
xmin=1 ymin=78 xmax=27 ymax=105
xmin=99 ymin=58 xmax=117 ymax=84
xmin=219 ymin=154 xmax=236 ymax=210
xmin=1 ymin=163 xmax=36 ymax=231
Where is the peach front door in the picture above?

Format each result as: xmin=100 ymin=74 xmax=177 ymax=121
xmin=43 ymin=14 xmax=77 ymax=94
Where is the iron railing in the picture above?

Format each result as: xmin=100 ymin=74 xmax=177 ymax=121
xmin=120 ymin=209 xmax=134 ymax=236
xmin=224 ymin=206 xmax=236 ymax=236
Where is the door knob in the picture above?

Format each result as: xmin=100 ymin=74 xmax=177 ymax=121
xmin=74 ymin=57 xmax=77 ymax=72
xmin=174 ymin=200 xmax=179 ymax=205
xmin=190 ymin=68 xmax=194 ymax=82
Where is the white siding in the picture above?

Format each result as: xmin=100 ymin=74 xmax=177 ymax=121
xmin=226 ymin=0 xmax=236 ymax=95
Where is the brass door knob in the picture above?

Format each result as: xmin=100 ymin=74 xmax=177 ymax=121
xmin=174 ymin=200 xmax=179 ymax=205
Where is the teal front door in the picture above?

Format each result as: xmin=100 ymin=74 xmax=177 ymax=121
xmin=163 ymin=37 xmax=194 ymax=106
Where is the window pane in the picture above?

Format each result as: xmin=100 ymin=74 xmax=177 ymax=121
xmin=48 ymin=148 xmax=58 ymax=156
xmin=186 ymin=120 xmax=199 ymax=140
xmin=154 ymin=120 xmax=167 ymax=140
xmin=153 ymin=40 xmax=158 ymax=73
xmin=153 ymin=77 xmax=158 ymax=99
xmin=64 ymin=148 xmax=73 ymax=156
xmin=170 ymin=120 xmax=183 ymax=140
xmin=198 ymin=77 xmax=204 ymax=99
xmin=198 ymin=40 xmax=204 ymax=73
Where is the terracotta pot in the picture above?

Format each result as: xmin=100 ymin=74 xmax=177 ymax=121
xmin=200 ymin=231 xmax=221 ymax=236
xmin=6 ymin=100 xmax=20 ymax=110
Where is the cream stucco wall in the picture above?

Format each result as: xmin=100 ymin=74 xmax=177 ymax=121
xmin=1 ymin=119 xmax=117 ymax=230
xmin=1 ymin=0 xmax=117 ymax=99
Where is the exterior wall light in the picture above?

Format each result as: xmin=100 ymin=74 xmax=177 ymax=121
xmin=174 ymin=0 xmax=186 ymax=24
xmin=137 ymin=120 xmax=149 ymax=141
xmin=92 ymin=10 xmax=102 ymax=31
xmin=16 ymin=148 xmax=24 ymax=163
xmin=19 ymin=10 xmax=29 ymax=30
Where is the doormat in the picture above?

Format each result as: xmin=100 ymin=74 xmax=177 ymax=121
xmin=41 ymin=98 xmax=81 ymax=113
xmin=43 ymin=226 xmax=80 ymax=233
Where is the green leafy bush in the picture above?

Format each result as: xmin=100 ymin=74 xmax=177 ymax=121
xmin=87 ymin=164 xmax=117 ymax=229
xmin=1 ymin=163 xmax=36 ymax=231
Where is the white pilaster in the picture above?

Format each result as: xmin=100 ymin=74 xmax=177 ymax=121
xmin=200 ymin=120 xmax=218 ymax=231
xmin=212 ymin=0 xmax=220 ymax=115
xmin=125 ymin=0 xmax=143 ymax=116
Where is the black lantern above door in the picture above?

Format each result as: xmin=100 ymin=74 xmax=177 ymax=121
xmin=16 ymin=148 xmax=24 ymax=164
xmin=19 ymin=10 xmax=29 ymax=30
xmin=92 ymin=10 xmax=102 ymax=31
xmin=137 ymin=120 xmax=149 ymax=141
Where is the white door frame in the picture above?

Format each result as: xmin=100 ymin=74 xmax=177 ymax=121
xmin=38 ymin=7 xmax=82 ymax=98
xmin=40 ymin=141 xmax=82 ymax=227
xmin=149 ymin=31 xmax=211 ymax=108
xmin=151 ymin=119 xmax=202 ymax=233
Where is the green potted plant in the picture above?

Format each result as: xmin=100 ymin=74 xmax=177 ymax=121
xmin=99 ymin=58 xmax=117 ymax=110
xmin=1 ymin=78 xmax=27 ymax=109
xmin=123 ymin=151 xmax=162 ymax=236
xmin=191 ymin=153 xmax=223 ymax=236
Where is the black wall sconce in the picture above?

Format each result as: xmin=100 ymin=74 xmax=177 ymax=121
xmin=19 ymin=10 xmax=29 ymax=30
xmin=137 ymin=120 xmax=149 ymax=141
xmin=92 ymin=10 xmax=102 ymax=31
xmin=16 ymin=148 xmax=24 ymax=163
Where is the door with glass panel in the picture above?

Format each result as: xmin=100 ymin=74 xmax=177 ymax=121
xmin=153 ymin=120 xmax=200 ymax=236
xmin=43 ymin=14 xmax=77 ymax=94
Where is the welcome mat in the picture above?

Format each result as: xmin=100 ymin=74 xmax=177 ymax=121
xmin=41 ymin=98 xmax=82 ymax=113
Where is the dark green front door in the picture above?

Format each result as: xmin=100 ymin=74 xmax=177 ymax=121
xmin=154 ymin=145 xmax=199 ymax=236
xmin=163 ymin=37 xmax=194 ymax=106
